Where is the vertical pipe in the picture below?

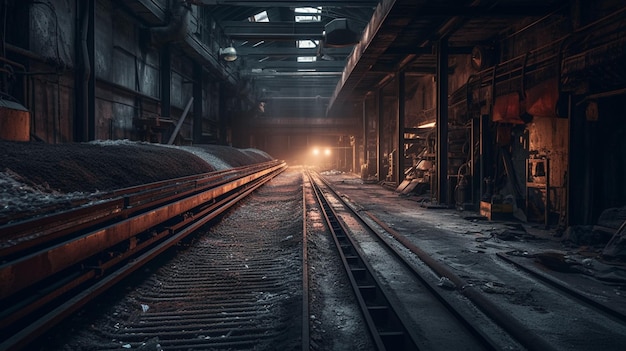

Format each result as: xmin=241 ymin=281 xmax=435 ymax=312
xmin=479 ymin=114 xmax=485 ymax=202
xmin=193 ymin=62 xmax=203 ymax=144
xmin=72 ymin=0 xmax=94 ymax=142
xmin=377 ymin=89 xmax=384 ymax=182
xmin=353 ymin=136 xmax=357 ymax=176
xmin=363 ymin=98 xmax=368 ymax=178
xmin=397 ymin=71 xmax=406 ymax=185
xmin=73 ymin=1 xmax=86 ymax=142
xmin=160 ymin=44 xmax=171 ymax=120
xmin=437 ymin=38 xmax=449 ymax=204
xmin=87 ymin=0 xmax=95 ymax=141
xmin=565 ymin=94 xmax=572 ymax=227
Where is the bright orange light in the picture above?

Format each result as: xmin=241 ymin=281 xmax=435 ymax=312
xmin=418 ymin=121 xmax=436 ymax=128
xmin=312 ymin=148 xmax=320 ymax=156
xmin=324 ymin=148 xmax=331 ymax=156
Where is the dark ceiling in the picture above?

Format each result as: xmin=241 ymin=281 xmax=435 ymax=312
xmin=200 ymin=0 xmax=569 ymax=118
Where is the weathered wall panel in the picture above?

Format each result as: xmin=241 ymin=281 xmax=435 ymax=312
xmin=112 ymin=49 xmax=136 ymax=91
xmin=92 ymin=0 xmax=164 ymax=140
xmin=95 ymin=0 xmax=112 ymax=81
xmin=29 ymin=0 xmax=74 ymax=67
xmin=138 ymin=52 xmax=160 ymax=98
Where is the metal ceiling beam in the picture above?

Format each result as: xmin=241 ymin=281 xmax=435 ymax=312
xmin=409 ymin=4 xmax=567 ymax=17
xmin=198 ymin=1 xmax=377 ymax=7
xmin=260 ymin=87 xmax=335 ymax=94
xmin=381 ymin=46 xmax=470 ymax=57
xmin=254 ymin=77 xmax=339 ymax=85
xmin=244 ymin=71 xmax=342 ymax=77
xmin=248 ymin=60 xmax=346 ymax=70
xmin=222 ymin=21 xmax=324 ymax=40
xmin=327 ymin=0 xmax=399 ymax=115
xmin=237 ymin=47 xmax=352 ymax=57
xmin=256 ymin=83 xmax=337 ymax=91
xmin=257 ymin=88 xmax=337 ymax=95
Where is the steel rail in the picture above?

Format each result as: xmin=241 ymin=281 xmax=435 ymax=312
xmin=496 ymin=252 xmax=626 ymax=323
xmin=301 ymin=173 xmax=310 ymax=351
xmin=0 ymin=161 xmax=282 ymax=258
xmin=314 ymin=173 xmax=557 ymax=351
xmin=0 ymin=161 xmax=285 ymax=300
xmin=306 ymin=170 xmax=418 ymax=351
xmin=0 ymin=162 xmax=286 ymax=351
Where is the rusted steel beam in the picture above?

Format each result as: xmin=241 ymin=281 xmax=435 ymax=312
xmin=0 ymin=162 xmax=285 ymax=300
xmin=0 ymin=163 xmax=286 ymax=351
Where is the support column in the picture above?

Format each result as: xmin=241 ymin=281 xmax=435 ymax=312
xmin=479 ymin=114 xmax=488 ymax=202
xmin=218 ymin=83 xmax=227 ymax=144
xmin=377 ymin=89 xmax=385 ymax=182
xmin=74 ymin=0 xmax=95 ymax=142
xmin=436 ymin=38 xmax=449 ymax=204
xmin=87 ymin=0 xmax=95 ymax=141
xmin=353 ymin=135 xmax=358 ymax=176
xmin=363 ymin=98 xmax=368 ymax=177
xmin=396 ymin=71 xmax=406 ymax=185
xmin=160 ymin=44 xmax=171 ymax=119
xmin=193 ymin=62 xmax=203 ymax=144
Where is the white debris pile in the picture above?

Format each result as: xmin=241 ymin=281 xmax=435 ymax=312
xmin=0 ymin=140 xmax=274 ymax=223
xmin=0 ymin=170 xmax=98 ymax=222
xmin=174 ymin=146 xmax=232 ymax=170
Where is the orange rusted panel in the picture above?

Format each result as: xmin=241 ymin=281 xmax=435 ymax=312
xmin=525 ymin=79 xmax=559 ymax=118
xmin=0 ymin=104 xmax=30 ymax=141
xmin=493 ymin=92 xmax=524 ymax=124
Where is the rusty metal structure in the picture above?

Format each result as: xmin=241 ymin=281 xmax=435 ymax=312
xmin=0 ymin=161 xmax=286 ymax=350
xmin=1 ymin=0 xmax=625 ymax=229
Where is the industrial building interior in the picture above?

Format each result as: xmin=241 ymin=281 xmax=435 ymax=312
xmin=2 ymin=0 xmax=626 ymax=349
xmin=0 ymin=0 xmax=624 ymax=244
xmin=2 ymin=0 xmax=625 ymax=236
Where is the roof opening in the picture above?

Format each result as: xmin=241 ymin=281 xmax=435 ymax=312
xmin=250 ymin=11 xmax=269 ymax=22
xmin=295 ymin=7 xmax=321 ymax=22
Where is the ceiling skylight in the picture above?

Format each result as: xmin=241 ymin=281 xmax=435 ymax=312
xmin=297 ymin=40 xmax=319 ymax=48
xmin=295 ymin=7 xmax=321 ymax=22
xmin=251 ymin=11 xmax=269 ymax=22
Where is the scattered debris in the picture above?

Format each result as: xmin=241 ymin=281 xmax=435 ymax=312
xmin=505 ymin=250 xmax=532 ymax=257
xmin=602 ymin=217 xmax=626 ymax=260
xmin=437 ymin=276 xmax=456 ymax=290
xmin=320 ymin=170 xmax=343 ymax=175
xmin=462 ymin=248 xmax=485 ymax=254
xmin=481 ymin=281 xmax=515 ymax=295
xmin=475 ymin=234 xmax=494 ymax=242
xmin=533 ymin=251 xmax=581 ymax=272
xmin=463 ymin=215 xmax=487 ymax=221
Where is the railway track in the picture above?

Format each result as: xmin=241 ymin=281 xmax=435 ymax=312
xmin=61 ymin=169 xmax=306 ymax=350
xmin=312 ymin=170 xmax=626 ymax=351
xmin=6 ymin=165 xmax=626 ymax=350
xmin=0 ymin=161 xmax=287 ymax=350
xmin=305 ymin=169 xmax=531 ymax=351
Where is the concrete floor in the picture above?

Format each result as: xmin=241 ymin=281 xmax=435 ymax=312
xmin=321 ymin=170 xmax=626 ymax=351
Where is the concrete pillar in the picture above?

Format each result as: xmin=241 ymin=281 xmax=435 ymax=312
xmin=362 ymin=98 xmax=368 ymax=177
xmin=74 ymin=0 xmax=95 ymax=142
xmin=436 ymin=38 xmax=449 ymax=204
xmin=397 ymin=71 xmax=406 ymax=185
xmin=377 ymin=89 xmax=384 ymax=182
